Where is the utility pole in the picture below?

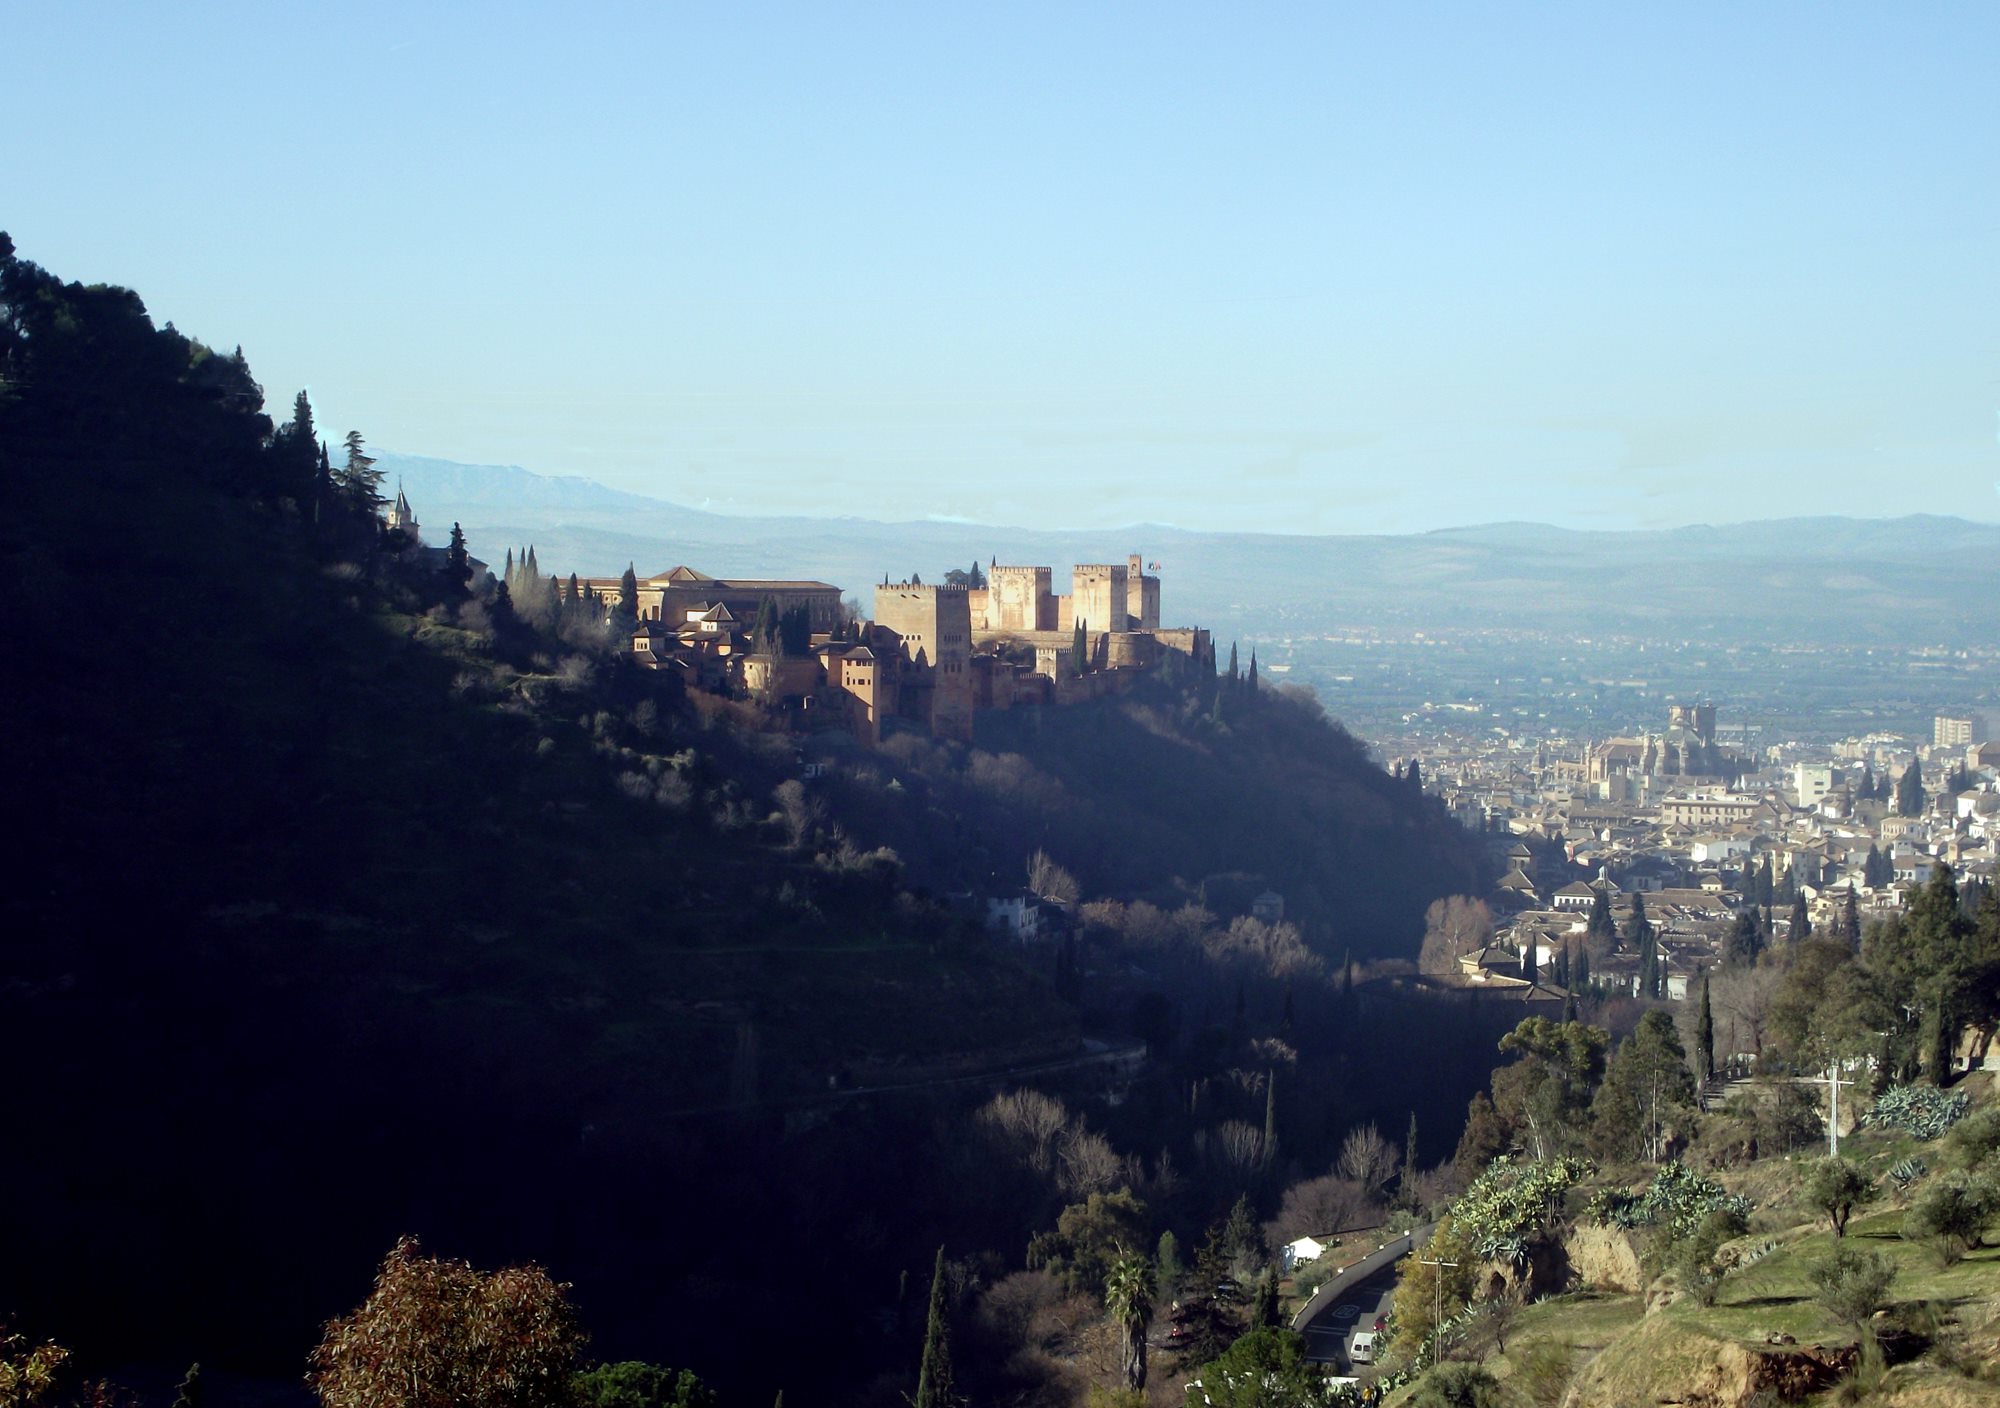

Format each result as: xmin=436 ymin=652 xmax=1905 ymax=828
xmin=1804 ymin=1061 xmax=1856 ymax=1157
xmin=1418 ymin=1256 xmax=1459 ymax=1367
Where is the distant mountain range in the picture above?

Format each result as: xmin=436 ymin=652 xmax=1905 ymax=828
xmin=378 ymin=451 xmax=2000 ymax=645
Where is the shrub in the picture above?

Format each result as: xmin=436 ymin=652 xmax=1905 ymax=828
xmin=1675 ymin=1207 xmax=1744 ymax=1307
xmin=1512 ymin=1340 xmax=1575 ymax=1408
xmin=1587 ymin=1162 xmax=1752 ymax=1241
xmin=1808 ymin=1246 xmax=1896 ymax=1339
xmin=1887 ymin=1157 xmax=1928 ymax=1193
xmin=1452 ymin=1155 xmax=1593 ymax=1263
xmin=1803 ymin=1158 xmax=1873 ymax=1239
xmin=1945 ymin=1105 xmax=2000 ymax=1168
xmin=1862 ymin=1085 xmax=1970 ymax=1140
xmin=1901 ymin=1171 xmax=2000 ymax=1267
xmin=1409 ymin=1362 xmax=1506 ymax=1408
xmin=574 ymin=1362 xmax=716 ymax=1408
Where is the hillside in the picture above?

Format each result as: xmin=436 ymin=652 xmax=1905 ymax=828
xmin=1418 ymin=1077 xmax=2000 ymax=1408
xmin=0 ymin=239 xmax=1483 ymax=1404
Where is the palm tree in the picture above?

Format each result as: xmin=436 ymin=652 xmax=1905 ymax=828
xmin=1104 ymin=1254 xmax=1154 ymax=1391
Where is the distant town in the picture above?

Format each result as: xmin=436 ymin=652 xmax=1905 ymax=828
xmin=411 ymin=488 xmax=1998 ymax=1039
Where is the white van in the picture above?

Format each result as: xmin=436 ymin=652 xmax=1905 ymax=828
xmin=1348 ymin=1331 xmax=1377 ymax=1365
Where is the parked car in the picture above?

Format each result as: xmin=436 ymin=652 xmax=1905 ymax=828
xmin=1348 ymin=1331 xmax=1378 ymax=1365
xmin=1372 ymin=1314 xmax=1388 ymax=1333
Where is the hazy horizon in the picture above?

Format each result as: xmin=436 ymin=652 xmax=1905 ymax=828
xmin=11 ymin=3 xmax=2000 ymax=534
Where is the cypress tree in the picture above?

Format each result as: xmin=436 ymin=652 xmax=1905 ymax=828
xmin=313 ymin=442 xmax=331 ymax=523
xmin=1554 ymin=940 xmax=1570 ymax=989
xmin=1262 ymin=1070 xmax=1278 ymax=1167
xmin=1574 ymin=942 xmax=1591 ymax=992
xmin=1623 ymin=891 xmax=1651 ymax=956
xmin=914 ymin=1246 xmax=954 ymax=1408
xmin=1253 ymin=1270 xmax=1281 ymax=1328
xmin=1401 ymin=1112 xmax=1420 ymax=1210
xmin=445 ymin=523 xmax=471 ymax=599
xmin=171 ymin=1364 xmax=201 ymax=1408
xmin=1696 ymin=972 xmax=1715 ymax=1079
xmin=1247 ymin=650 xmax=1258 ymax=692
xmin=1789 ymin=891 xmax=1811 ymax=943
xmin=1406 ymin=758 xmax=1423 ymax=793
xmin=1521 ymin=933 xmax=1537 ymax=986
xmin=1227 ymin=642 xmax=1238 ymax=681
xmin=1072 ymin=619 xmax=1088 ymax=676
xmin=1587 ymin=886 xmax=1616 ymax=945
xmin=1841 ymin=885 xmax=1862 ymax=949
xmin=1897 ymin=758 xmax=1925 ymax=817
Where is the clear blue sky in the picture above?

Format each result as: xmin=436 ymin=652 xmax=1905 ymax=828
xmin=9 ymin=2 xmax=1999 ymax=533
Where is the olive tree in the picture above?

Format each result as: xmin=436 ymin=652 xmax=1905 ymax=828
xmin=308 ymin=1237 xmax=585 ymax=1408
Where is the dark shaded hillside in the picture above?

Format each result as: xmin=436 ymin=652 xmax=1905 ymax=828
xmin=1 ymin=241 xmax=1492 ymax=1405
xmin=0 ymin=240 xmax=1074 ymax=1391
xmin=807 ymin=679 xmax=1479 ymax=961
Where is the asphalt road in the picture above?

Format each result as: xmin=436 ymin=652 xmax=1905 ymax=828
xmin=1299 ymin=1268 xmax=1398 ymax=1372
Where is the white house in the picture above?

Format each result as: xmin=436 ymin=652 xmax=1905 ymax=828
xmin=985 ymin=894 xmax=1043 ymax=943
xmin=1280 ymin=1236 xmax=1328 ymax=1272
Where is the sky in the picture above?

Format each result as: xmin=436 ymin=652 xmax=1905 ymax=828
xmin=8 ymin=2 xmax=2000 ymax=535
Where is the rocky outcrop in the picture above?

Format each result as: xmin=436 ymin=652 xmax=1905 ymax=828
xmin=1568 ymin=1315 xmax=1858 ymax=1408
xmin=1564 ymin=1223 xmax=1645 ymax=1294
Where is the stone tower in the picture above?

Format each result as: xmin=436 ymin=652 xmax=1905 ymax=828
xmin=872 ymin=582 xmax=973 ymax=741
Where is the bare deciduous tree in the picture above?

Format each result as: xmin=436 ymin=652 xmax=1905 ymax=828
xmin=1337 ymin=1123 xmax=1401 ymax=1195
xmin=1057 ymin=1128 xmax=1123 ymax=1199
xmin=1027 ymin=849 xmax=1081 ymax=904
xmin=1419 ymin=896 xmax=1495 ymax=976
xmin=978 ymin=1089 xmax=1074 ymax=1177
xmin=1197 ymin=1120 xmax=1267 ymax=1181
xmin=1267 ymin=1174 xmax=1373 ymax=1245
xmin=771 ymin=779 xmax=824 ymax=849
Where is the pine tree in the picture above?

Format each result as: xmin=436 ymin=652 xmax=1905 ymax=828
xmin=337 ymin=430 xmax=383 ymax=512
xmin=914 ymin=1246 xmax=955 ymax=1408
